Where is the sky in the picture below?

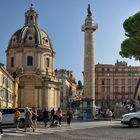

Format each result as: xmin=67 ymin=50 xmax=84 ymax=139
xmin=0 ymin=0 xmax=140 ymax=83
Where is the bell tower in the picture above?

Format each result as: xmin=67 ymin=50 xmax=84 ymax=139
xmin=81 ymin=4 xmax=98 ymax=118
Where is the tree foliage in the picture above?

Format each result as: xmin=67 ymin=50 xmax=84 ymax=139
xmin=120 ymin=12 xmax=140 ymax=60
xmin=77 ymin=80 xmax=83 ymax=90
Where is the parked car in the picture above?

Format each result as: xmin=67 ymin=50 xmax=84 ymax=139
xmin=121 ymin=111 xmax=140 ymax=128
xmin=0 ymin=108 xmax=27 ymax=128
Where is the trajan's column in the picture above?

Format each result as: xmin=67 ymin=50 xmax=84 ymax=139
xmin=81 ymin=4 xmax=97 ymax=116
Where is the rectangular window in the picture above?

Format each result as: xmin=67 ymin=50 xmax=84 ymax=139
xmin=101 ymin=79 xmax=105 ymax=85
xmin=106 ymin=79 xmax=110 ymax=85
xmin=102 ymin=68 xmax=105 ymax=71
xmin=115 ymin=86 xmax=118 ymax=93
xmin=107 ymin=68 xmax=110 ymax=71
xmin=27 ymin=56 xmax=33 ymax=66
xmin=46 ymin=58 xmax=50 ymax=67
xmin=121 ymin=79 xmax=125 ymax=86
xmin=106 ymin=86 xmax=110 ymax=94
xmin=10 ymin=57 xmax=14 ymax=67
xmin=122 ymin=86 xmax=125 ymax=94
xmin=115 ymin=79 xmax=118 ymax=85
xmin=128 ymin=79 xmax=131 ymax=85
xmin=0 ymin=74 xmax=2 ymax=84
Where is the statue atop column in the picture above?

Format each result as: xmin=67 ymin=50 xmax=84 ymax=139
xmin=87 ymin=4 xmax=92 ymax=16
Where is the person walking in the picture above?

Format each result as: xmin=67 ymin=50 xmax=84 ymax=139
xmin=108 ymin=109 xmax=113 ymax=122
xmin=50 ymin=108 xmax=56 ymax=127
xmin=43 ymin=108 xmax=49 ymax=127
xmin=14 ymin=108 xmax=21 ymax=131
xmin=0 ymin=111 xmax=3 ymax=135
xmin=56 ymin=107 xmax=62 ymax=127
xmin=23 ymin=107 xmax=35 ymax=132
xmin=31 ymin=107 xmax=38 ymax=130
xmin=66 ymin=108 xmax=73 ymax=126
xmin=50 ymin=108 xmax=55 ymax=120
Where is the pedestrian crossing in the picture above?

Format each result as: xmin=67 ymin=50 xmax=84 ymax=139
xmin=2 ymin=126 xmax=74 ymax=137
xmin=1 ymin=121 xmax=121 ymax=138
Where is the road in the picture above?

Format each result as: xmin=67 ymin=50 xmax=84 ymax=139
xmin=1 ymin=120 xmax=140 ymax=140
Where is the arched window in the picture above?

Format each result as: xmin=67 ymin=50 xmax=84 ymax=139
xmin=46 ymin=58 xmax=49 ymax=68
xmin=27 ymin=56 xmax=33 ymax=66
xmin=30 ymin=16 xmax=33 ymax=24
xmin=10 ymin=57 xmax=14 ymax=67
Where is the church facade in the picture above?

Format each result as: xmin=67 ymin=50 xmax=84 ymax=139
xmin=6 ymin=6 xmax=60 ymax=110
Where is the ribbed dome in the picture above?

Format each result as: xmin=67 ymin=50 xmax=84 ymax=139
xmin=7 ymin=6 xmax=53 ymax=50
xmin=8 ymin=26 xmax=53 ymax=49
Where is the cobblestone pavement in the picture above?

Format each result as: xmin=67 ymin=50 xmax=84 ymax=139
xmin=1 ymin=121 xmax=140 ymax=140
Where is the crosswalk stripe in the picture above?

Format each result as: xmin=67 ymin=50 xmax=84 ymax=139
xmin=4 ymin=133 xmax=27 ymax=136
xmin=3 ymin=129 xmax=12 ymax=132
xmin=37 ymin=130 xmax=53 ymax=133
xmin=25 ymin=132 xmax=41 ymax=135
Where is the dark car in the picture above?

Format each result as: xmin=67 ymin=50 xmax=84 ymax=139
xmin=37 ymin=110 xmax=43 ymax=121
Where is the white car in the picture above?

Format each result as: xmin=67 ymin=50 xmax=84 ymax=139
xmin=121 ymin=111 xmax=140 ymax=128
xmin=0 ymin=108 xmax=26 ymax=128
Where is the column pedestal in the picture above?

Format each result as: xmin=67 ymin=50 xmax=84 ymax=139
xmin=80 ymin=98 xmax=95 ymax=120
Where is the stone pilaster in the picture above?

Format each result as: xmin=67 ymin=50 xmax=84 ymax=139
xmin=35 ymin=87 xmax=39 ymax=108
xmin=43 ymin=87 xmax=48 ymax=108
xmin=38 ymin=88 xmax=42 ymax=108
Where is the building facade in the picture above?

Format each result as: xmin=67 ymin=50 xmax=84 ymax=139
xmin=6 ymin=6 xmax=60 ymax=110
xmin=95 ymin=60 xmax=140 ymax=108
xmin=55 ymin=69 xmax=77 ymax=111
xmin=0 ymin=63 xmax=18 ymax=108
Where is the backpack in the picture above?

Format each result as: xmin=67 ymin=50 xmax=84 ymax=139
xmin=108 ymin=110 xmax=112 ymax=117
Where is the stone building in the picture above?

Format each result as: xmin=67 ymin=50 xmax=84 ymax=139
xmin=55 ymin=69 xmax=77 ymax=111
xmin=95 ymin=60 xmax=140 ymax=108
xmin=6 ymin=6 xmax=60 ymax=110
xmin=0 ymin=63 xmax=18 ymax=108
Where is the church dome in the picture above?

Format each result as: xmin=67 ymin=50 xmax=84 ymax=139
xmin=7 ymin=5 xmax=53 ymax=50
xmin=6 ymin=4 xmax=55 ymax=78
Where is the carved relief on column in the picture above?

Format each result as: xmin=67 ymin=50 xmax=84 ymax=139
xmin=82 ymin=5 xmax=97 ymax=103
